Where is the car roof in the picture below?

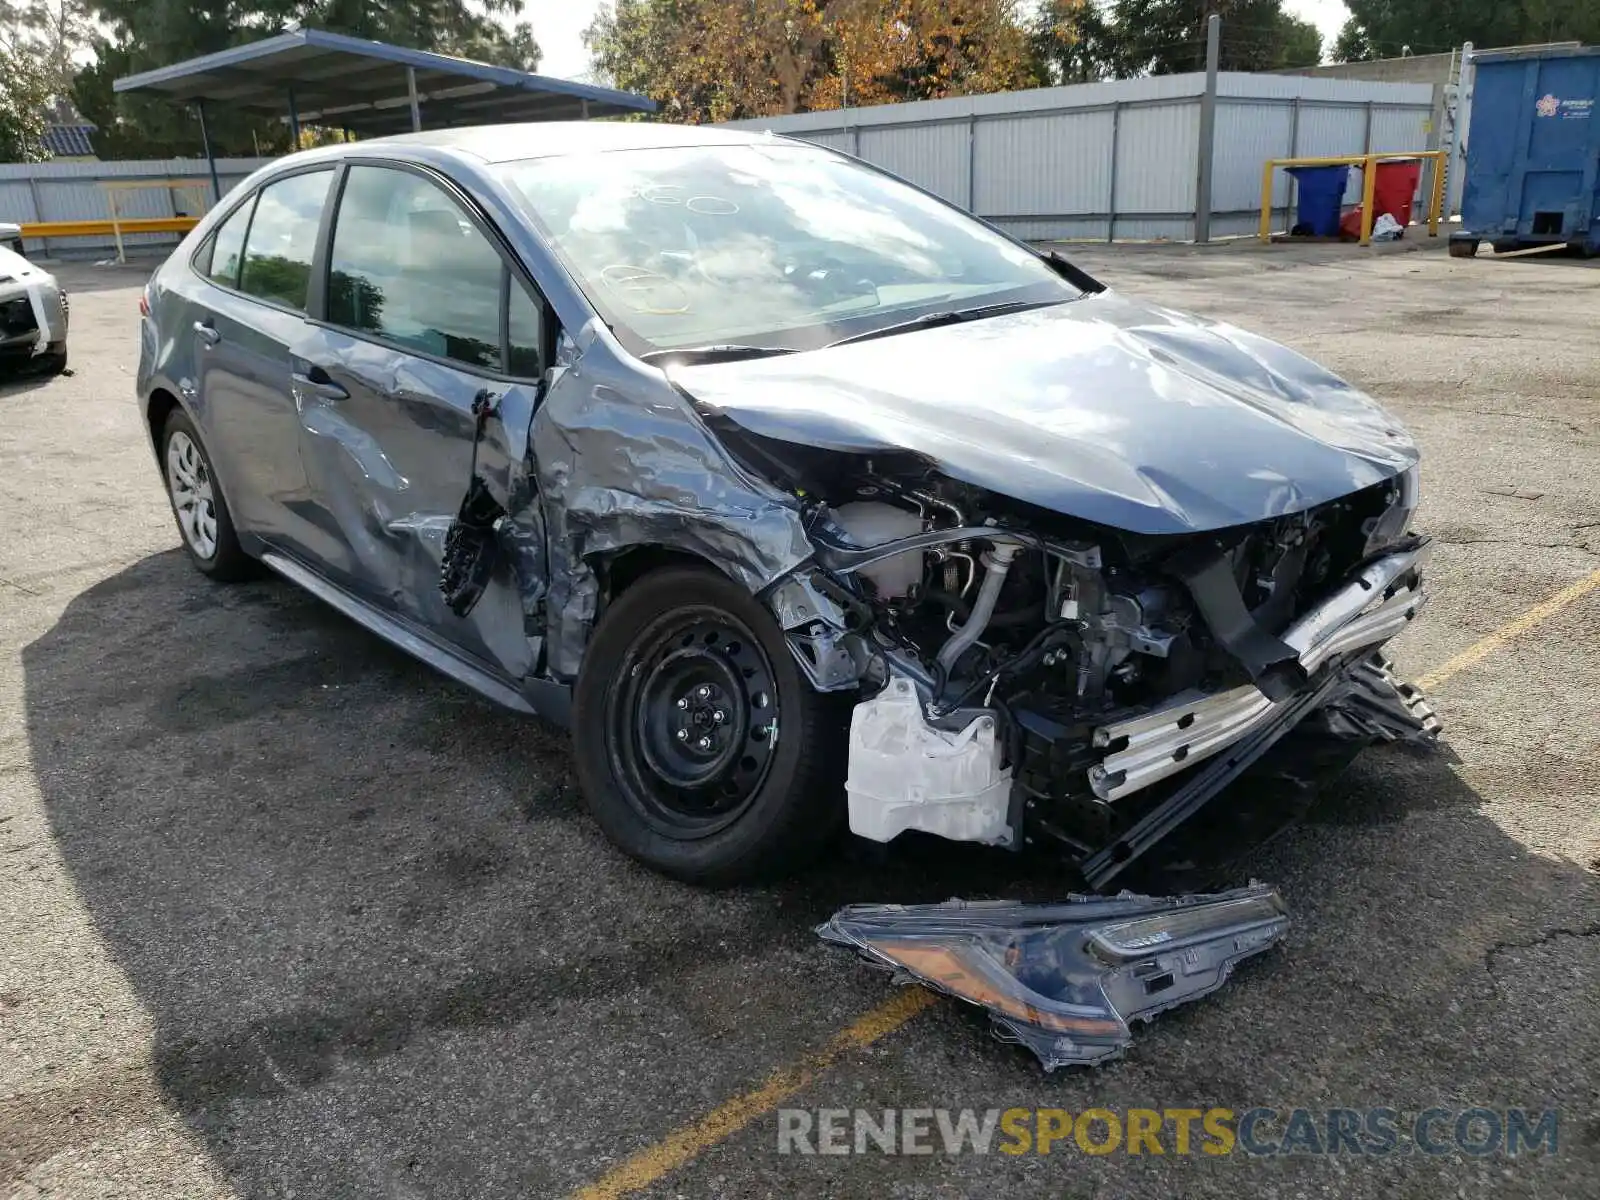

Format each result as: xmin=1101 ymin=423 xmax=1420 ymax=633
xmin=361 ymin=121 xmax=794 ymax=164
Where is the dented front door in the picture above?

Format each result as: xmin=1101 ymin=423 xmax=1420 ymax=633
xmin=292 ymin=332 xmax=539 ymax=680
xmin=290 ymin=162 xmax=543 ymax=682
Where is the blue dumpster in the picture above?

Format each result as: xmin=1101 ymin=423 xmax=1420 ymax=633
xmin=1285 ymin=165 xmax=1350 ymax=237
xmin=1455 ymin=46 xmax=1600 ymax=256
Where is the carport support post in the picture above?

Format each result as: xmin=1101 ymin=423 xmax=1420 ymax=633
xmin=407 ymin=66 xmax=422 ymax=132
xmin=196 ymin=99 xmax=221 ymax=205
xmin=287 ymin=85 xmax=301 ymax=149
xmin=1194 ymin=13 xmax=1221 ymax=244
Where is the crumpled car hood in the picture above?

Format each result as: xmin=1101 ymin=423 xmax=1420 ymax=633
xmin=675 ymin=294 xmax=1418 ymax=534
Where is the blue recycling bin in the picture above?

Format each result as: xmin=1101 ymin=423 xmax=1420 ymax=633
xmin=1285 ymin=165 xmax=1351 ymax=237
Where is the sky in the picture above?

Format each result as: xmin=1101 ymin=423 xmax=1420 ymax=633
xmin=530 ymin=0 xmax=607 ymax=81
xmin=1283 ymin=0 xmax=1352 ymax=52
xmin=530 ymin=0 xmax=1355 ymax=82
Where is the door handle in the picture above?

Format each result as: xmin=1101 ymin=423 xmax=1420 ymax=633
xmin=194 ymin=320 xmax=220 ymax=346
xmin=291 ymin=371 xmax=349 ymax=402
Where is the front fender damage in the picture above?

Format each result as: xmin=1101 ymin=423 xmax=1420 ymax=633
xmin=524 ymin=325 xmax=816 ymax=680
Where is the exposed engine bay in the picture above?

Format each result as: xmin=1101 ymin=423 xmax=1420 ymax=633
xmin=753 ymin=445 xmax=1436 ymax=888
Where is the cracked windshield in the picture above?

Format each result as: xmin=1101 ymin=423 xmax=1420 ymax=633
xmin=496 ymin=142 xmax=1075 ymax=354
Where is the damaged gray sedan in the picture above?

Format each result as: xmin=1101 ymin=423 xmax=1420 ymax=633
xmin=137 ymin=123 xmax=1437 ymax=885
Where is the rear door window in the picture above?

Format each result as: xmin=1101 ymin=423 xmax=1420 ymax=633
xmin=327 ymin=165 xmax=506 ymax=371
xmin=236 ymin=169 xmax=334 ymax=312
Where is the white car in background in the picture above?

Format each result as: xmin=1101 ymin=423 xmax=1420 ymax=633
xmin=0 ymin=244 xmax=69 ymax=377
xmin=0 ymin=222 xmax=23 ymax=256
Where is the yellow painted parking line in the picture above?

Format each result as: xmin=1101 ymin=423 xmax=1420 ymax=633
xmin=571 ymin=988 xmax=936 ymax=1200
xmin=571 ymin=565 xmax=1600 ymax=1199
xmin=1416 ymin=566 xmax=1600 ymax=691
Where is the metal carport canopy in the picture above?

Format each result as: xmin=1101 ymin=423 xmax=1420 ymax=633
xmin=111 ymin=27 xmax=656 ymax=136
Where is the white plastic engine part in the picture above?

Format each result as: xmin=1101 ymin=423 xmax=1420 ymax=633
xmin=832 ymin=501 xmax=925 ymax=598
xmin=846 ymin=676 xmax=1014 ymax=846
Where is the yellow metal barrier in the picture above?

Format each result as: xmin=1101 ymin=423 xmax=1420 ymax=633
xmin=20 ymin=217 xmax=200 ymax=240
xmin=1258 ymin=151 xmax=1447 ymax=247
xmin=17 ymin=177 xmax=212 ymax=259
xmin=101 ymin=178 xmax=213 ymax=263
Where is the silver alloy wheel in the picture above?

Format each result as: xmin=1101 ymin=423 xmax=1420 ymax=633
xmin=166 ymin=430 xmax=218 ymax=559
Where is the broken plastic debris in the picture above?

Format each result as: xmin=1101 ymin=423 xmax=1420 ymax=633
xmin=818 ymin=883 xmax=1288 ymax=1069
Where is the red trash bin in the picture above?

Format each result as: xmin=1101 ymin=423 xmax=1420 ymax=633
xmin=1341 ymin=158 xmax=1424 ymax=238
xmin=1372 ymin=158 xmax=1422 ymax=226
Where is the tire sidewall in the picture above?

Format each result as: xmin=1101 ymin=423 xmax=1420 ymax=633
xmin=573 ymin=566 xmax=837 ymax=882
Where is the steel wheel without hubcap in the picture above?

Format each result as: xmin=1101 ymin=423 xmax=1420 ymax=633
xmin=166 ymin=430 xmax=217 ymax=559
xmin=607 ymin=607 xmax=780 ymax=839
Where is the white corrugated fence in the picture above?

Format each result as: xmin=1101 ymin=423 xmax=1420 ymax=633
xmin=721 ymin=72 xmax=1437 ymax=242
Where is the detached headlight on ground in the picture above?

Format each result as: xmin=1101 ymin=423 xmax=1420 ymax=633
xmin=819 ymin=884 xmax=1289 ymax=1069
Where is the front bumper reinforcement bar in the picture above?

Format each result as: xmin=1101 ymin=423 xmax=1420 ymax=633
xmin=1080 ymin=669 xmax=1347 ymax=890
xmin=1089 ymin=540 xmax=1431 ymax=803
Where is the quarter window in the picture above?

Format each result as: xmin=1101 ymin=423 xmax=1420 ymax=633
xmin=328 ymin=166 xmax=505 ymax=371
xmin=204 ymin=198 xmax=255 ymax=288
xmin=237 ymin=170 xmax=334 ymax=311
xmin=507 ymin=281 xmax=544 ymax=377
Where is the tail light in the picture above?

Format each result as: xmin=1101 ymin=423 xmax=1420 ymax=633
xmin=138 ymin=290 xmax=150 ymax=318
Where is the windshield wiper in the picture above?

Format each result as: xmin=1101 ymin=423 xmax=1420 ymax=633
xmin=639 ymin=344 xmax=801 ymax=366
xmin=823 ymin=298 xmax=1066 ymax=349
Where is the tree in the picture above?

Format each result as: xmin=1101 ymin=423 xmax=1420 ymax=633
xmin=1031 ymin=0 xmax=1321 ymax=81
xmin=1271 ymin=12 xmax=1320 ymax=68
xmin=1336 ymin=0 xmax=1600 ymax=62
xmin=1 ymin=0 xmax=91 ymax=97
xmin=1030 ymin=0 xmax=1116 ymax=84
xmin=585 ymin=0 xmax=1037 ymax=124
xmin=0 ymin=43 xmax=52 ymax=160
xmin=1330 ymin=17 xmax=1371 ymax=63
xmin=1093 ymin=0 xmax=1320 ymax=76
xmin=1 ymin=0 xmax=85 ymax=161
xmin=884 ymin=0 xmax=1036 ymax=103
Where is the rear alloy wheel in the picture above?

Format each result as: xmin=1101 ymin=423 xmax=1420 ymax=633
xmin=167 ymin=430 xmax=217 ymax=558
xmin=573 ymin=566 xmax=847 ymax=884
xmin=161 ymin=409 xmax=254 ymax=580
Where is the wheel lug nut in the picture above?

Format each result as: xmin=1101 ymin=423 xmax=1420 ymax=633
xmin=712 ymin=709 xmax=725 ymax=724
xmin=697 ymin=736 xmax=712 ymax=750
xmin=676 ymin=729 xmax=688 ymax=741
xmin=676 ymin=698 xmax=688 ymax=709
xmin=697 ymin=685 xmax=711 ymax=699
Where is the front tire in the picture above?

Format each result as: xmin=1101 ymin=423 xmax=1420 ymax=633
xmin=573 ymin=565 xmax=847 ymax=884
xmin=35 ymin=343 xmax=67 ymax=376
xmin=161 ymin=409 xmax=253 ymax=581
